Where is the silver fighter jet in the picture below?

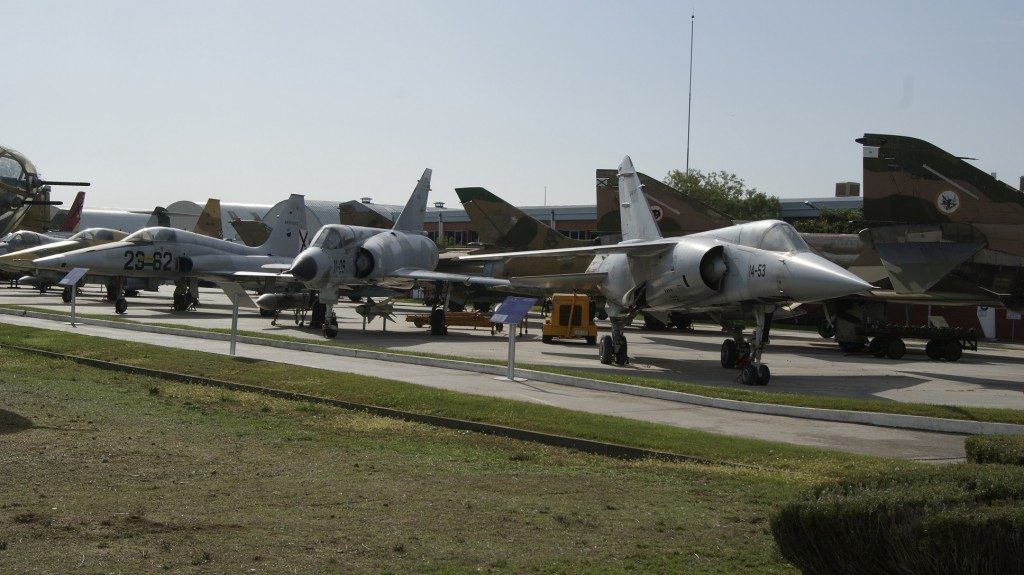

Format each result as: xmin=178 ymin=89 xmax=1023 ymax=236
xmin=286 ymin=169 xmax=509 ymax=338
xmin=461 ymin=157 xmax=873 ymax=385
xmin=33 ymin=195 xmax=307 ymax=313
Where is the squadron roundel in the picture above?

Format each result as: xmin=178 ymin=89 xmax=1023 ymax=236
xmin=936 ymin=190 xmax=960 ymax=214
xmin=650 ymin=205 xmax=664 ymax=221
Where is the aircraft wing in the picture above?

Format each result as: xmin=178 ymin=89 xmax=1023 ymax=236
xmin=510 ymin=272 xmax=607 ymax=290
xmin=458 ymin=239 xmax=676 ymax=262
xmin=389 ymin=268 xmax=511 ymax=287
xmin=226 ymin=270 xmax=295 ymax=280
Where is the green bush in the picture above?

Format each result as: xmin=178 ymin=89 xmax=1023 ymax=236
xmin=770 ymin=464 xmax=1024 ymax=574
xmin=966 ymin=434 xmax=1024 ymax=466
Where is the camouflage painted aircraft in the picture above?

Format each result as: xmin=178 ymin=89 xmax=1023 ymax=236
xmin=0 ymin=146 xmax=89 ymax=237
xmin=857 ymin=133 xmax=1023 ymax=310
xmin=456 ymin=187 xmax=589 ymax=251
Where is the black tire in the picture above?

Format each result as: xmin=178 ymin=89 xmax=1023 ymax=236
xmin=614 ymin=341 xmax=628 ymax=366
xmin=755 ymin=364 xmax=771 ymax=386
xmin=599 ymin=335 xmax=613 ymax=364
xmin=721 ymin=339 xmax=738 ymax=368
xmin=869 ymin=337 xmax=888 ymax=358
xmin=886 ymin=338 xmax=906 ymax=360
xmin=542 ymin=335 xmax=553 ymax=344
xmin=817 ymin=320 xmax=836 ymax=339
xmin=430 ymin=309 xmax=447 ymax=336
xmin=740 ymin=365 xmax=758 ymax=385
xmin=323 ymin=316 xmax=339 ymax=339
xmin=944 ymin=340 xmax=963 ymax=362
xmin=114 ymin=298 xmax=128 ymax=315
xmin=585 ymin=336 xmax=597 ymax=346
xmin=172 ymin=292 xmax=186 ymax=311
xmin=925 ymin=339 xmax=942 ymax=360
xmin=61 ymin=287 xmax=72 ymax=303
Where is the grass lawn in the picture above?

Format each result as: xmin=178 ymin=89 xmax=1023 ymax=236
xmin=0 ymin=347 xmax=837 ymax=573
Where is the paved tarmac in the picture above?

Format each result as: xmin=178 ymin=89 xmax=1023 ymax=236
xmin=0 ymin=285 xmax=971 ymax=461
xmin=4 ymin=284 xmax=1022 ymax=410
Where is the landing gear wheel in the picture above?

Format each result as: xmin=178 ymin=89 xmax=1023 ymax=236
xmin=869 ymin=336 xmax=888 ymax=358
xmin=886 ymin=338 xmax=906 ymax=360
xmin=323 ymin=316 xmax=339 ymax=339
xmin=943 ymin=340 xmax=963 ymax=362
xmin=614 ymin=341 xmax=628 ymax=366
xmin=542 ymin=335 xmax=553 ymax=343
xmin=61 ymin=286 xmax=73 ymax=303
xmin=755 ymin=364 xmax=771 ymax=386
xmin=585 ymin=335 xmax=597 ymax=346
xmin=740 ymin=364 xmax=758 ymax=386
xmin=172 ymin=292 xmax=187 ymax=311
xmin=430 ymin=308 xmax=447 ymax=335
xmin=721 ymin=339 xmax=738 ymax=368
xmin=817 ymin=320 xmax=836 ymax=339
xmin=925 ymin=339 xmax=942 ymax=361
xmin=114 ymin=298 xmax=128 ymax=314
xmin=599 ymin=335 xmax=614 ymax=364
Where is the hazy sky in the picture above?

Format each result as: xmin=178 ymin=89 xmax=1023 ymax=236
xmin=2 ymin=1 xmax=1021 ymax=210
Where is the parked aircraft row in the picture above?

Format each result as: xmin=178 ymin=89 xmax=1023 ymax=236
xmin=2 ymin=133 xmax=1020 ymax=384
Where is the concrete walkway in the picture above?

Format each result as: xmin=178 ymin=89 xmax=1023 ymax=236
xmin=0 ymin=313 xmax=966 ymax=461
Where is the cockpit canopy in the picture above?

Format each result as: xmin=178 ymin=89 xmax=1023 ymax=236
xmin=125 ymin=227 xmax=179 ymax=244
xmin=310 ymin=225 xmax=357 ymax=250
xmin=4 ymin=231 xmax=44 ymax=248
xmin=71 ymin=228 xmax=128 ymax=243
xmin=758 ymin=222 xmax=809 ymax=253
xmin=0 ymin=147 xmax=38 ymax=194
xmin=695 ymin=220 xmax=810 ymax=254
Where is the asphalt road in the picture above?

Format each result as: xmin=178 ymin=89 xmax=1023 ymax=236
xmin=0 ymin=285 xmax=974 ymax=461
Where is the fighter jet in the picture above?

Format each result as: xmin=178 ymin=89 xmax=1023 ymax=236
xmin=286 ymin=169 xmax=510 ymax=338
xmin=33 ymin=194 xmax=307 ymax=313
xmin=461 ymin=157 xmax=873 ymax=385
xmin=0 ymin=191 xmax=86 ymax=257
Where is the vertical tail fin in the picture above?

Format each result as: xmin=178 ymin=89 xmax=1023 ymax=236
xmin=193 ymin=198 xmax=223 ymax=239
xmin=393 ymin=168 xmax=432 ymax=232
xmin=618 ymin=156 xmax=662 ymax=241
xmin=259 ymin=194 xmax=306 ymax=256
xmin=58 ymin=191 xmax=86 ymax=232
xmin=147 ymin=206 xmax=171 ymax=228
xmin=456 ymin=186 xmax=589 ymax=250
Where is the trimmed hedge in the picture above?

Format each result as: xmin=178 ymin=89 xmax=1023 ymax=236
xmin=771 ymin=464 xmax=1024 ymax=574
xmin=966 ymin=434 xmax=1024 ymax=466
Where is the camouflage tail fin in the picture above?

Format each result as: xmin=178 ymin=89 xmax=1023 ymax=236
xmin=859 ymin=133 xmax=1024 ymax=225
xmin=455 ymin=187 xmax=588 ymax=250
xmin=58 ymin=191 xmax=86 ymax=232
xmin=595 ymin=169 xmax=732 ymax=238
xmin=193 ymin=198 xmax=223 ymax=239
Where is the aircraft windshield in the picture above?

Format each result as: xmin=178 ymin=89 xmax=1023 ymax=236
xmin=310 ymin=226 xmax=354 ymax=250
xmin=0 ymin=156 xmax=25 ymax=187
xmin=125 ymin=228 xmax=178 ymax=244
xmin=759 ymin=223 xmax=810 ymax=253
xmin=70 ymin=229 xmax=97 ymax=241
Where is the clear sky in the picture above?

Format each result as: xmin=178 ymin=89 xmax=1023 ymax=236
xmin=2 ymin=0 xmax=1021 ymax=210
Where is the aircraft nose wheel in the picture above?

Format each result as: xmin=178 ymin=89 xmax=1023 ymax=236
xmin=599 ymin=335 xmax=614 ymax=364
xmin=323 ymin=314 xmax=339 ymax=338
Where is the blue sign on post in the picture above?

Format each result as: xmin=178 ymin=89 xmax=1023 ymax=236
xmin=491 ymin=296 xmax=537 ymax=325
xmin=491 ymin=296 xmax=538 ymax=382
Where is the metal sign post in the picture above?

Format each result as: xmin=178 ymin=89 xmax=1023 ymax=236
xmin=58 ymin=268 xmax=89 ymax=327
xmin=219 ymin=282 xmax=257 ymax=356
xmin=490 ymin=296 xmax=537 ymax=382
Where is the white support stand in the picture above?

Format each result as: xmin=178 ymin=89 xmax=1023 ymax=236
xmin=230 ymin=302 xmax=239 ymax=356
xmin=70 ymin=287 xmax=77 ymax=327
xmin=58 ymin=268 xmax=89 ymax=328
xmin=494 ymin=322 xmax=527 ymax=382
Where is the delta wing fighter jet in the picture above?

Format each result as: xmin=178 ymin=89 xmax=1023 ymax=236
xmin=461 ymin=157 xmax=873 ymax=385
xmin=33 ymin=195 xmax=307 ymax=313
xmin=285 ymin=169 xmax=510 ymax=338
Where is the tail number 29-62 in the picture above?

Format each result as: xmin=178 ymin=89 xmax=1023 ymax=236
xmin=124 ymin=250 xmax=173 ymax=271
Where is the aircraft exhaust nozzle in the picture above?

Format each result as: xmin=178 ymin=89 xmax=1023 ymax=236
xmin=288 ymin=254 xmax=318 ymax=283
xmin=781 ymin=253 xmax=874 ymax=302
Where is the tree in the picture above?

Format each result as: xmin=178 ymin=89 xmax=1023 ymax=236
xmin=789 ymin=207 xmax=864 ymax=234
xmin=664 ymin=169 xmax=779 ymax=221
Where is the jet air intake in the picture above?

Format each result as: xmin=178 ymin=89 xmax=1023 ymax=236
xmin=354 ymin=232 xmax=438 ymax=281
xmin=699 ymin=245 xmax=727 ymax=290
xmin=642 ymin=241 xmax=729 ymax=309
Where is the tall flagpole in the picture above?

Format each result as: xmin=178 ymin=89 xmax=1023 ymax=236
xmin=685 ymin=12 xmax=695 ymax=173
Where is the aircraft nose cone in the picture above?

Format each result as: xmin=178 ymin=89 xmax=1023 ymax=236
xmin=782 ymin=253 xmax=873 ymax=302
xmin=288 ymin=254 xmax=318 ymax=283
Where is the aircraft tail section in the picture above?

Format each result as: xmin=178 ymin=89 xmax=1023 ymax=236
xmin=618 ymin=156 xmax=662 ymax=241
xmin=860 ymin=133 xmax=1024 ymax=225
xmin=595 ymin=169 xmax=732 ymax=238
xmin=259 ymin=194 xmax=306 ymax=256
xmin=193 ymin=198 xmax=223 ymax=239
xmin=145 ymin=207 xmax=171 ymax=228
xmin=58 ymin=191 xmax=86 ymax=232
xmin=393 ymin=168 xmax=432 ymax=233
xmin=456 ymin=186 xmax=588 ymax=250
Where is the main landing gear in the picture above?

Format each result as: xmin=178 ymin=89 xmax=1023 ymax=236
xmin=323 ymin=307 xmax=339 ymax=338
xmin=172 ymin=279 xmax=199 ymax=312
xmin=598 ymin=312 xmax=629 ymax=366
xmin=719 ymin=306 xmax=774 ymax=386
